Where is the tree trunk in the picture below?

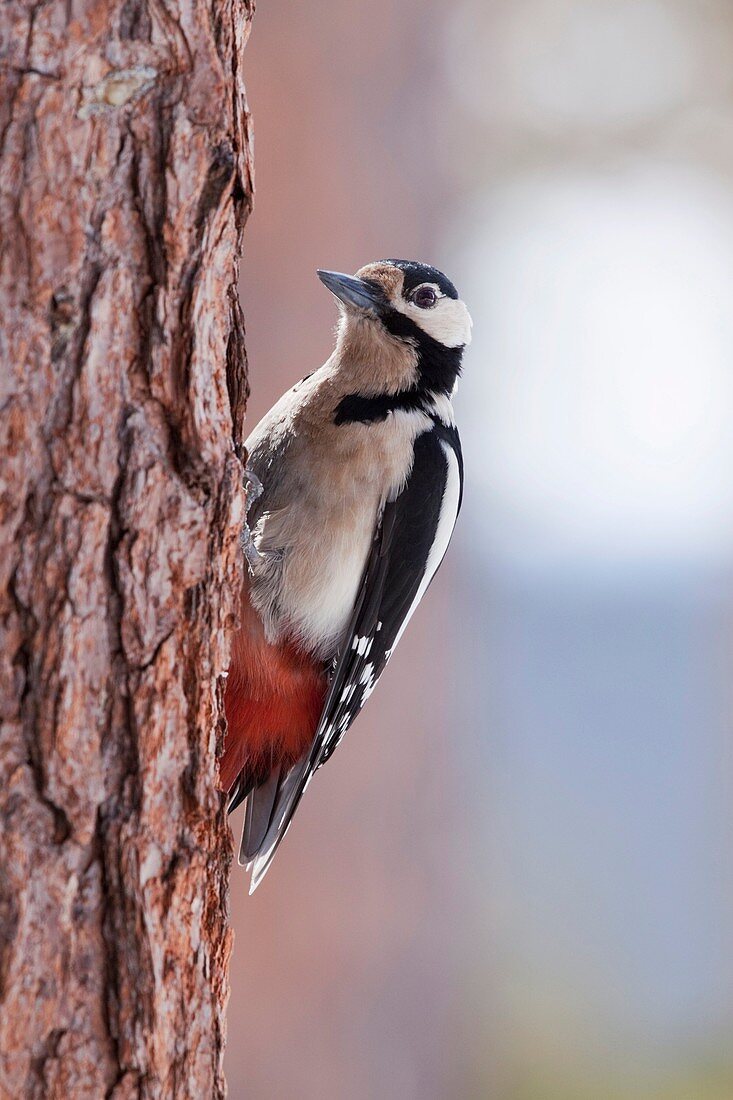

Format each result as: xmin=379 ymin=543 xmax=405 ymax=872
xmin=0 ymin=0 xmax=254 ymax=1095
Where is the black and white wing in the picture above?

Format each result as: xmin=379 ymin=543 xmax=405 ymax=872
xmin=244 ymin=423 xmax=463 ymax=891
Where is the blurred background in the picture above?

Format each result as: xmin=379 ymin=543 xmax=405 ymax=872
xmin=228 ymin=2 xmax=733 ymax=1097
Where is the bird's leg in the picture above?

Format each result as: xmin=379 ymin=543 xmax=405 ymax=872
xmin=242 ymin=467 xmax=265 ymax=572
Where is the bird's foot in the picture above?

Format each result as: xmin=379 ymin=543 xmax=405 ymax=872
xmin=245 ymin=467 xmax=264 ymax=512
xmin=241 ymin=467 xmax=265 ymax=572
xmin=242 ymin=467 xmax=285 ymax=574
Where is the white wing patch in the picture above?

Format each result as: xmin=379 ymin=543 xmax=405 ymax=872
xmin=426 ymin=391 xmax=456 ymax=427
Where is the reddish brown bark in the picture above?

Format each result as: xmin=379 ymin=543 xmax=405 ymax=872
xmin=0 ymin=0 xmax=254 ymax=1095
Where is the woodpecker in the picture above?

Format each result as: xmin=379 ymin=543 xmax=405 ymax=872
xmin=222 ymin=259 xmax=471 ymax=891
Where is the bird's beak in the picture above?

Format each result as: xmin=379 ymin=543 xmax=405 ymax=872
xmin=317 ymin=270 xmax=386 ymax=314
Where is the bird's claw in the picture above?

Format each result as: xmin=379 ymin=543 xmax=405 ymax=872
xmin=242 ymin=467 xmax=268 ymax=574
xmin=245 ymin=469 xmax=264 ymax=511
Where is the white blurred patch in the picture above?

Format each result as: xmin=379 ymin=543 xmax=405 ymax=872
xmin=455 ymin=165 xmax=733 ymax=569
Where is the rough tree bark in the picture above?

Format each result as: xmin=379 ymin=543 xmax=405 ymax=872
xmin=0 ymin=0 xmax=254 ymax=1095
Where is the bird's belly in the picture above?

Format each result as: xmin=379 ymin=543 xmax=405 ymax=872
xmin=277 ymin=501 xmax=377 ymax=657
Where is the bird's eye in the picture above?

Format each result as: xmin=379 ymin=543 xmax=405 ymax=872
xmin=411 ymin=285 xmax=437 ymax=309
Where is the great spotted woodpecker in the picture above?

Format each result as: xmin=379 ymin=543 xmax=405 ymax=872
xmin=222 ymin=259 xmax=471 ymax=890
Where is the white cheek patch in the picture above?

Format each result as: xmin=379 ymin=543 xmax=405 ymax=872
xmin=393 ymin=286 xmax=472 ymax=348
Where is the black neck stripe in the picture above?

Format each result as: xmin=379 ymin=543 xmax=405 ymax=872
xmin=381 ymin=310 xmax=463 ymax=395
xmin=335 ymin=310 xmax=465 ymax=425
xmin=334 ymin=388 xmax=458 ymax=427
xmin=334 ymin=389 xmax=428 ymax=425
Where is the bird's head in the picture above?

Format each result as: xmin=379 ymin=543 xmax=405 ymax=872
xmin=317 ymin=259 xmax=471 ymax=395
